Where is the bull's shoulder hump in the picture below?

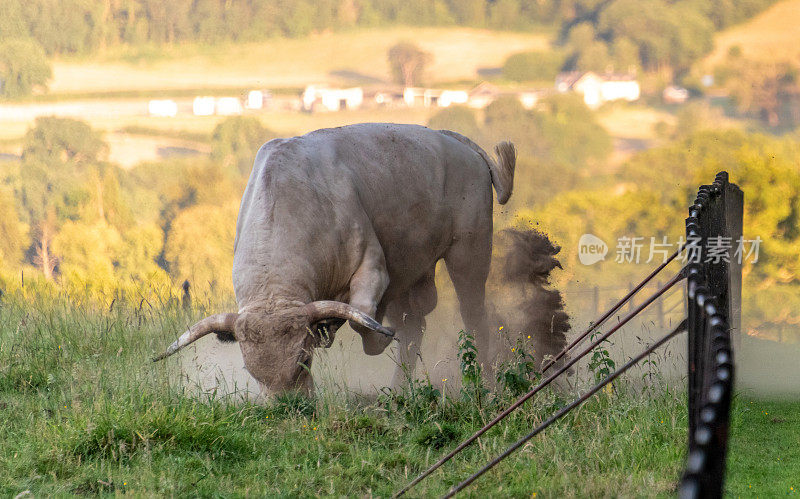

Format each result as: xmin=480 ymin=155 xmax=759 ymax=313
xmin=254 ymin=137 xmax=287 ymax=162
xmin=298 ymin=122 xmax=434 ymax=144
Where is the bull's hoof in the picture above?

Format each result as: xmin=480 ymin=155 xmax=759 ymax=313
xmin=361 ymin=328 xmax=395 ymax=356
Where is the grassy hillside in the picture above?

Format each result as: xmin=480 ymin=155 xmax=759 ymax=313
xmin=702 ymin=0 xmax=800 ymax=68
xmin=49 ymin=27 xmax=552 ymax=94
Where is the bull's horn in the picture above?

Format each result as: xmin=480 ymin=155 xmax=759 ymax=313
xmin=152 ymin=313 xmax=239 ymax=362
xmin=304 ymin=301 xmax=394 ymax=337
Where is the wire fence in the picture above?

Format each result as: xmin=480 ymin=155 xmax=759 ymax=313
xmin=679 ymin=171 xmax=743 ymax=498
xmin=393 ymin=172 xmax=743 ymax=498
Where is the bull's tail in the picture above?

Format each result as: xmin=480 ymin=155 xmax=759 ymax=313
xmin=438 ymin=130 xmax=517 ymax=205
xmin=490 ymin=141 xmax=516 ymax=204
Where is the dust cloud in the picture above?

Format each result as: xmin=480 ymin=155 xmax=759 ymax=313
xmin=175 ymin=229 xmax=573 ymax=400
xmin=485 ymin=229 xmax=570 ymax=369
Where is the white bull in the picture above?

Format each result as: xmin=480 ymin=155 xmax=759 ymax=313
xmin=155 ymin=123 xmax=516 ymax=395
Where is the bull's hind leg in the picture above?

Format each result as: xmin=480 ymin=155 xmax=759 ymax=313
xmin=388 ymin=270 xmax=438 ymax=388
xmin=444 ymin=233 xmax=494 ymax=375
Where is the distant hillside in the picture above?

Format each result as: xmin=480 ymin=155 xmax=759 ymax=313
xmin=49 ymin=27 xmax=551 ymax=94
xmin=702 ymin=0 xmax=800 ymax=68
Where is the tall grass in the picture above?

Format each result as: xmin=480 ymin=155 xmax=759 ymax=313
xmin=0 ymin=289 xmax=690 ymax=497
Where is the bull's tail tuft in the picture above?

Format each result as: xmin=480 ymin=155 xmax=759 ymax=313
xmin=437 ymin=130 xmax=516 ymax=205
xmin=491 ymin=141 xmax=516 ymax=205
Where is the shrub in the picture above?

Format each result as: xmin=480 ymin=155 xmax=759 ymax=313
xmin=502 ymin=50 xmax=565 ymax=82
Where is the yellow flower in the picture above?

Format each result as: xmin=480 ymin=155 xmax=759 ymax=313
xmin=511 ymin=347 xmax=515 ymax=352
xmin=442 ymin=378 xmax=448 ymax=383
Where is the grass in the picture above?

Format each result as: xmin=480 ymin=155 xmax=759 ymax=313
xmin=0 ymin=289 xmax=796 ymax=497
xmin=119 ymin=125 xmax=211 ymax=143
xmin=702 ymin=0 xmax=800 ymax=69
xmin=48 ymin=27 xmax=552 ymax=94
xmin=727 ymin=397 xmax=800 ymax=495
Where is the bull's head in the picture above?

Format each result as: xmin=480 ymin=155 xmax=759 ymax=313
xmin=152 ymin=301 xmax=394 ymax=395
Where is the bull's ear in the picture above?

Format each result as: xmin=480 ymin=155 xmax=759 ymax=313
xmin=215 ymin=330 xmax=237 ymax=343
xmin=303 ymin=301 xmax=395 ymax=338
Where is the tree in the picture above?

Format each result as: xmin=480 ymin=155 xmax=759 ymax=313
xmin=22 ymin=117 xmax=107 ymax=167
xmin=610 ymin=37 xmax=640 ymax=73
xmin=0 ymin=1 xmax=28 ymax=42
xmin=502 ymin=51 xmax=565 ymax=82
xmin=479 ymin=93 xmax=611 ymax=207
xmin=0 ymin=188 xmax=28 ymax=269
xmin=164 ymin=202 xmax=238 ymax=293
xmin=428 ymin=106 xmax=481 ymax=138
xmin=387 ymin=41 xmax=431 ymax=87
xmin=488 ymin=0 xmax=521 ymax=29
xmin=594 ymin=0 xmax=713 ymax=74
xmin=723 ymin=58 xmax=800 ymax=128
xmin=484 ymin=95 xmax=528 ymax=132
xmin=18 ymin=117 xmax=107 ymax=279
xmin=620 ymin=129 xmax=800 ymax=335
xmin=212 ymin=116 xmax=273 ymax=177
xmin=445 ymin=0 xmax=485 ymax=25
xmin=573 ymin=41 xmax=611 ymax=72
xmin=116 ymin=223 xmax=168 ymax=284
xmin=53 ymin=220 xmax=122 ymax=294
xmin=0 ymin=38 xmax=51 ymax=98
xmin=532 ymin=93 xmax=612 ymax=169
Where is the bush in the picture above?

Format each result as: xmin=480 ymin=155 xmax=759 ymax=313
xmin=502 ymin=50 xmax=565 ymax=82
xmin=428 ymin=106 xmax=481 ymax=138
xmin=0 ymin=38 xmax=51 ymax=98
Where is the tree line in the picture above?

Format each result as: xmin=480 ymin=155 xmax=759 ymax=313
xmin=0 ymin=95 xmax=611 ymax=296
xmin=1 ymin=100 xmax=798 ymax=337
xmin=0 ymin=115 xmax=270 ymax=297
xmin=496 ymin=0 xmax=779 ymax=80
xmin=0 ymin=0 xmax=776 ymax=57
xmin=0 ymin=0 xmax=781 ymax=100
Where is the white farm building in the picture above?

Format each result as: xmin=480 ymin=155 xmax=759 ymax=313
xmin=556 ymin=72 xmax=640 ymax=109
xmin=302 ymin=86 xmax=363 ymax=112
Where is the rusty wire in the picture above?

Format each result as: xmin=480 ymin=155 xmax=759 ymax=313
xmin=394 ymin=269 xmax=686 ymax=498
xmin=539 ymin=244 xmax=684 ymax=375
xmin=443 ymin=322 xmax=687 ymax=498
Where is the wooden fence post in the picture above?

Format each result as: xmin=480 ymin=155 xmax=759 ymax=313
xmin=182 ymin=280 xmax=191 ymax=310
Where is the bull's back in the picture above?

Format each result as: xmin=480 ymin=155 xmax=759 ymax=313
xmin=309 ymin=124 xmax=493 ymax=289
